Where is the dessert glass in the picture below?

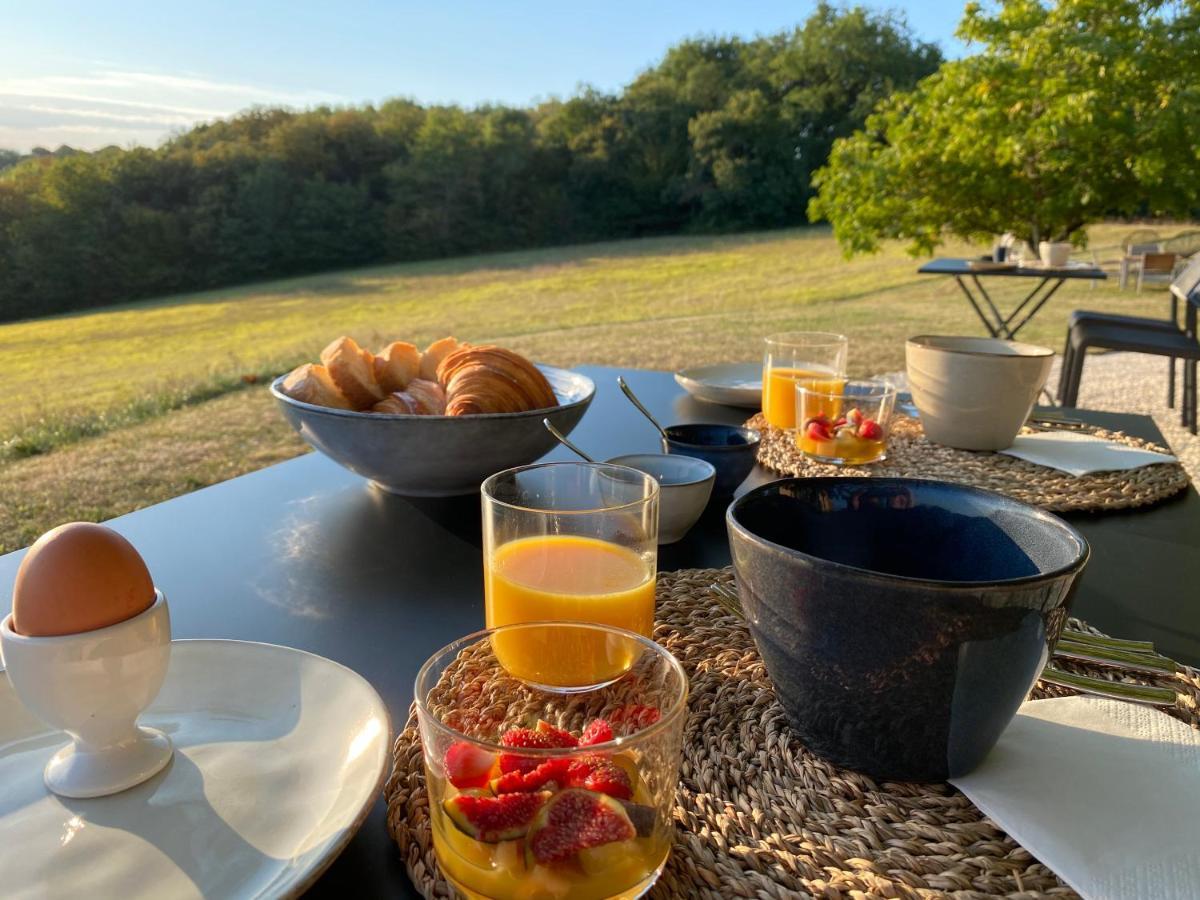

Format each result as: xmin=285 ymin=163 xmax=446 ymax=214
xmin=796 ymin=379 xmax=897 ymax=465
xmin=415 ymin=622 xmax=687 ymax=900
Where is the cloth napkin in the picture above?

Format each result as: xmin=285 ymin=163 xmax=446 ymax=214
xmin=951 ymin=697 xmax=1200 ymax=900
xmin=999 ymin=430 xmax=1177 ymax=476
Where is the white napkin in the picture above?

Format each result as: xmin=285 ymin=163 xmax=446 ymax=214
xmin=999 ymin=430 xmax=1177 ymax=476
xmin=951 ymin=697 xmax=1200 ymax=900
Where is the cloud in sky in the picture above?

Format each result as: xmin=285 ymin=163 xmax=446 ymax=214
xmin=0 ymin=69 xmax=344 ymax=152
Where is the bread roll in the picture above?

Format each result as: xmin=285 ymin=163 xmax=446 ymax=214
xmin=320 ymin=336 xmax=385 ymax=409
xmin=280 ymin=363 xmax=354 ymax=410
xmin=419 ymin=336 xmax=462 ymax=382
xmin=374 ymin=341 xmax=421 ymax=393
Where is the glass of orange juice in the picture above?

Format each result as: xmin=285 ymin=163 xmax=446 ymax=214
xmin=761 ymin=332 xmax=848 ymax=430
xmin=416 ymin=621 xmax=686 ymax=900
xmin=481 ymin=462 xmax=658 ymax=691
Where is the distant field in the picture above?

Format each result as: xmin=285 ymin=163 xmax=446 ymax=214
xmin=0 ymin=222 xmax=1188 ymax=552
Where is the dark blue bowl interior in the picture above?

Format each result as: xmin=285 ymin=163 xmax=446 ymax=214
xmin=733 ymin=479 xmax=1083 ymax=583
xmin=665 ymin=424 xmax=759 ymax=449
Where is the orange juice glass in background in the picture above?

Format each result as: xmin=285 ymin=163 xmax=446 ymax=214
xmin=796 ymin=379 xmax=896 ymax=465
xmin=761 ymin=332 xmax=848 ymax=429
xmin=482 ymin=462 xmax=659 ymax=690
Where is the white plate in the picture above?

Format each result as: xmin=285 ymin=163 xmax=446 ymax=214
xmin=0 ymin=640 xmax=390 ymax=900
xmin=674 ymin=362 xmax=763 ymax=409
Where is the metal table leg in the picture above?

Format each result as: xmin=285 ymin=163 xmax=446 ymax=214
xmin=954 ymin=276 xmax=1001 ymax=337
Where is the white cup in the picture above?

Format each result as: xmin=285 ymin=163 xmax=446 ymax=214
xmin=0 ymin=591 xmax=173 ymax=798
xmin=1039 ymin=241 xmax=1072 ymax=268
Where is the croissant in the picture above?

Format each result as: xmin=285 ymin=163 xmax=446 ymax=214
xmin=419 ymin=336 xmax=462 ymax=382
xmin=281 ymin=363 xmax=354 ymax=409
xmin=321 ymin=336 xmax=385 ymax=409
xmin=437 ymin=346 xmax=557 ymax=415
xmin=371 ymin=379 xmax=446 ymax=415
xmin=374 ymin=341 xmax=421 ymax=393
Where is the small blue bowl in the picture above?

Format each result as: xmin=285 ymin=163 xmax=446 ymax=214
xmin=727 ymin=477 xmax=1089 ymax=782
xmin=664 ymin=424 xmax=760 ymax=498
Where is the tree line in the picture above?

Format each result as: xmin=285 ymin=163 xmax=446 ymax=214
xmin=0 ymin=4 xmax=939 ymax=322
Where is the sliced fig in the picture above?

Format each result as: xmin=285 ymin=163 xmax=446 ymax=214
xmin=526 ymin=788 xmax=636 ymax=866
xmin=617 ymin=799 xmax=656 ymax=838
xmin=489 ymin=757 xmax=571 ymax=794
xmin=565 ymin=754 xmax=632 ymax=800
xmin=443 ymin=790 xmax=550 ymax=843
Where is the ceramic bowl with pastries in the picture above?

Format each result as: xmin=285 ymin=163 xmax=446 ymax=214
xmin=272 ymin=336 xmax=594 ymax=496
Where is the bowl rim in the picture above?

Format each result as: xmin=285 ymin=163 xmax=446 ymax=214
xmin=727 ymin=476 xmax=1090 ymax=589
xmin=606 ymin=453 xmax=716 ymax=487
xmin=906 ymin=334 xmax=1054 ymax=359
xmin=269 ymin=363 xmax=594 ymax=421
xmin=664 ymin=424 xmax=761 ymax=451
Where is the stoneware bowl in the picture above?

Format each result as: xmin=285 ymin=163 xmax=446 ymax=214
xmin=905 ymin=335 xmax=1053 ymax=450
xmin=1038 ymin=241 xmax=1073 ymax=267
xmin=664 ymin=424 xmax=760 ymax=498
xmin=0 ymin=591 xmax=173 ymax=798
xmin=272 ymin=365 xmax=594 ymax=496
xmin=727 ymin=477 xmax=1089 ymax=782
xmin=608 ymin=453 xmax=715 ymax=544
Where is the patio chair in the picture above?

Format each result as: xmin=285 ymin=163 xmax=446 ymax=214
xmin=1137 ymin=252 xmax=1180 ymax=292
xmin=1059 ymin=256 xmax=1200 ymax=432
xmin=1119 ymin=242 xmax=1164 ymax=289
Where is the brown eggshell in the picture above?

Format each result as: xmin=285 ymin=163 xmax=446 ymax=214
xmin=12 ymin=523 xmax=155 ymax=637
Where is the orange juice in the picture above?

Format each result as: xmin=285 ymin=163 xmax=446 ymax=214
xmin=762 ymin=367 xmax=845 ymax=429
xmin=485 ymin=535 xmax=655 ymax=687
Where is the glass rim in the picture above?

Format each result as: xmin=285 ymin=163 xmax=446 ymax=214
xmin=480 ymin=461 xmax=660 ymax=516
xmin=763 ymin=330 xmax=848 ymax=349
xmin=796 ymin=377 xmax=897 ymax=401
xmin=413 ymin=620 xmax=690 ymax=755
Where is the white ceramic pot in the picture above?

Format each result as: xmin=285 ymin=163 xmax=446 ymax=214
xmin=0 ymin=591 xmax=173 ymax=798
xmin=905 ymin=336 xmax=1054 ymax=451
xmin=1038 ymin=241 xmax=1072 ymax=268
xmin=607 ymin=453 xmax=715 ymax=544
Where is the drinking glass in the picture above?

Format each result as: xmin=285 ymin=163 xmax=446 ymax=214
xmin=795 ymin=378 xmax=897 ymax=465
xmin=416 ymin=622 xmax=687 ymax=900
xmin=761 ymin=332 xmax=848 ymax=430
xmin=481 ymin=462 xmax=658 ymax=690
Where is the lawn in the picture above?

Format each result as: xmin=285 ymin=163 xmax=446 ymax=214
xmin=0 ymin=222 xmax=1186 ymax=552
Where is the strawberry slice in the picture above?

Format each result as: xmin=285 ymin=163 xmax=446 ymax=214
xmin=535 ymin=720 xmax=579 ymax=748
xmin=490 ymin=757 xmax=571 ymax=794
xmin=578 ymin=719 xmax=613 ymax=747
xmin=858 ymin=419 xmax=883 ymax=440
xmin=806 ymin=420 xmax=832 ymax=441
xmin=498 ymin=726 xmax=569 ymax=774
xmin=444 ymin=741 xmax=496 ymax=789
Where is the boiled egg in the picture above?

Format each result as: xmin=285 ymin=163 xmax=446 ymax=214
xmin=12 ymin=523 xmax=155 ymax=637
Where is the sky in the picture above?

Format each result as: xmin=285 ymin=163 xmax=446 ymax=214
xmin=0 ymin=1 xmax=968 ymax=153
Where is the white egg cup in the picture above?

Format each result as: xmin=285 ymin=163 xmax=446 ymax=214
xmin=0 ymin=591 xmax=173 ymax=798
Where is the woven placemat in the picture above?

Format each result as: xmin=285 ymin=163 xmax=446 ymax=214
xmin=385 ymin=568 xmax=1200 ymax=899
xmin=749 ymin=412 xmax=1189 ymax=512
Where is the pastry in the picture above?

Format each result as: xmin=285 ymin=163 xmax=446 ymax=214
xmin=438 ymin=346 xmax=557 ymax=415
xmin=419 ymin=336 xmax=462 ymax=382
xmin=371 ymin=379 xmax=446 ymax=416
xmin=375 ymin=341 xmax=421 ymax=393
xmin=321 ymin=336 xmax=385 ymax=409
xmin=280 ymin=363 xmax=354 ymax=409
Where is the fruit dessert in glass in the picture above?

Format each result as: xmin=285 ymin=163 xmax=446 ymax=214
xmin=482 ymin=463 xmax=659 ymax=690
xmin=796 ymin=379 xmax=896 ymax=465
xmin=415 ymin=622 xmax=687 ymax=900
xmin=761 ymin=332 xmax=848 ymax=429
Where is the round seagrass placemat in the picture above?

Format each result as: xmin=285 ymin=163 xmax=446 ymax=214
xmin=748 ymin=412 xmax=1189 ymax=513
xmin=385 ymin=568 xmax=1200 ymax=899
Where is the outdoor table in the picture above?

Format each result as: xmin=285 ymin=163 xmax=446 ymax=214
xmin=919 ymin=257 xmax=1107 ymax=339
xmin=2 ymin=364 xmax=1197 ymax=898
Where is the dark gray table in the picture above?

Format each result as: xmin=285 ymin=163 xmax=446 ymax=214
xmin=919 ymin=257 xmax=1106 ymax=340
xmin=2 ymin=365 xmax=1197 ymax=898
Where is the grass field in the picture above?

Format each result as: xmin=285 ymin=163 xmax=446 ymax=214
xmin=0 ymin=222 xmax=1186 ymax=552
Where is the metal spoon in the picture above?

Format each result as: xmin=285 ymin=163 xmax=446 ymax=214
xmin=542 ymin=418 xmax=595 ymax=462
xmin=617 ymin=376 xmax=670 ymax=453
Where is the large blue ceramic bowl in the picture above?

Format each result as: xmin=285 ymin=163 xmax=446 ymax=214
xmin=727 ymin=477 xmax=1089 ymax=782
xmin=664 ymin=424 xmax=760 ymax=498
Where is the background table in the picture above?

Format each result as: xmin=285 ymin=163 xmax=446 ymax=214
xmin=919 ymin=257 xmax=1106 ymax=339
xmin=2 ymin=365 xmax=1197 ymax=898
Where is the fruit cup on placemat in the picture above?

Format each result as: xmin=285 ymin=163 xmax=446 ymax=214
xmin=796 ymin=379 xmax=896 ymax=465
xmin=415 ymin=622 xmax=687 ymax=900
xmin=761 ymin=332 xmax=847 ymax=430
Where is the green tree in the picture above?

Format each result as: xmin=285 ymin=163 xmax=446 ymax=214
xmin=810 ymin=0 xmax=1200 ymax=254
